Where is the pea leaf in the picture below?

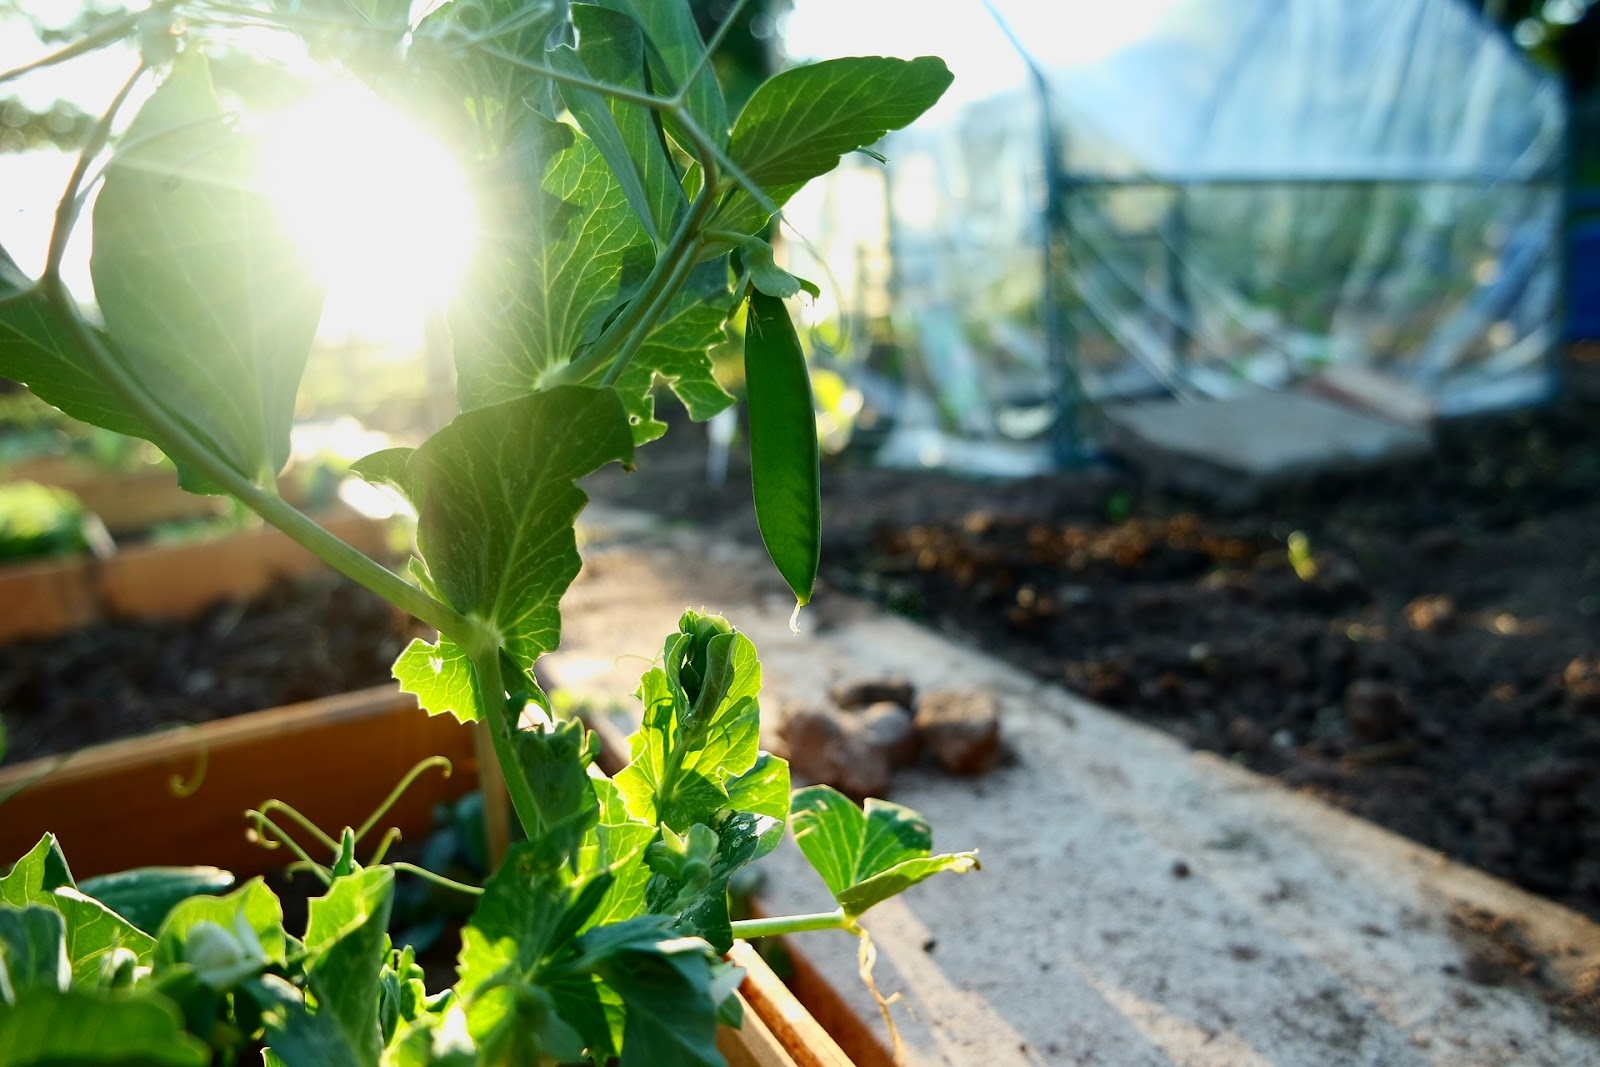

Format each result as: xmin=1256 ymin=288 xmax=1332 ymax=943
xmin=510 ymin=718 xmax=602 ymax=870
xmin=593 ymin=0 xmax=727 ymax=150
xmin=412 ymin=0 xmax=570 ymax=142
xmin=732 ymin=56 xmax=950 ymax=189
xmin=731 ymin=234 xmax=820 ymax=301
xmin=556 ymin=4 xmax=687 ymax=246
xmin=644 ymin=809 xmax=782 ymax=954
xmin=708 ymin=56 xmax=952 ymax=246
xmin=78 ymin=867 xmax=235 ymax=937
xmin=0 ymin=248 xmax=184 ymax=478
xmin=611 ymin=263 xmax=735 ymax=445
xmin=0 ymin=906 xmax=68 ymax=996
xmin=90 ymin=53 xmax=323 ymax=488
xmin=49 ymin=889 xmax=157 ymax=986
xmin=576 ymin=821 xmax=655 ymax=932
xmin=790 ymin=786 xmax=979 ymax=919
xmin=453 ymin=118 xmax=652 ymax=409
xmin=368 ymin=388 xmax=633 ymax=717
xmin=292 ymin=867 xmax=395 ymax=1067
xmin=744 ymin=291 xmax=820 ymax=605
xmin=2 ymin=840 xmax=155 ymax=987
xmin=457 ymin=844 xmax=609 ymax=1061
xmin=0 ymin=988 xmax=209 ymax=1065
xmin=154 ymin=878 xmax=287 ymax=973
xmin=723 ymin=752 xmax=791 ymax=821
xmin=0 ymin=834 xmax=75 ymax=907
xmin=609 ymin=953 xmax=723 ymax=1067
xmin=391 ymin=635 xmax=479 ymax=722
xmin=615 ymin=628 xmax=764 ymax=830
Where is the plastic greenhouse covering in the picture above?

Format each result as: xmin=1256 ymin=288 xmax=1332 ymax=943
xmin=779 ymin=0 xmax=1566 ymax=472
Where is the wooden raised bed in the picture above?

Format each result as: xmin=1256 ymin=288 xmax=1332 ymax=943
xmin=2 ymin=454 xmax=225 ymax=534
xmin=722 ymin=940 xmax=857 ymax=1067
xmin=0 ymin=503 xmax=394 ymax=642
xmin=0 ymin=685 xmax=476 ymax=880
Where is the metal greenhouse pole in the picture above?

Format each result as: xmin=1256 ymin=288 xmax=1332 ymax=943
xmin=986 ymin=0 xmax=1088 ymax=467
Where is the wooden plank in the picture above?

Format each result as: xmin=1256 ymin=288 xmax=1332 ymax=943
xmin=96 ymin=507 xmax=393 ymax=620
xmin=728 ymin=941 xmax=858 ymax=1067
xmin=719 ymin=991 xmax=801 ymax=1067
xmin=0 ymin=685 xmax=477 ymax=879
xmin=779 ymin=940 xmax=897 ymax=1067
xmin=0 ymin=556 xmax=98 ymax=642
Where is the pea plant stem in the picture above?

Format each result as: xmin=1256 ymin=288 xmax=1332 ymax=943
xmin=466 ymin=635 xmax=545 ymax=850
xmin=728 ymin=910 xmax=853 ymax=939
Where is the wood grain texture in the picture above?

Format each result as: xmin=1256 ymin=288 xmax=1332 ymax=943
xmin=728 ymin=940 xmax=858 ymax=1067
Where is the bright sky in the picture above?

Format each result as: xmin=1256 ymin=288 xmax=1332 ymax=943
xmin=780 ymin=0 xmax=1185 ymax=117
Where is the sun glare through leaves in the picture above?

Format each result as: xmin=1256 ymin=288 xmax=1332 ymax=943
xmin=260 ymin=83 xmax=476 ymax=345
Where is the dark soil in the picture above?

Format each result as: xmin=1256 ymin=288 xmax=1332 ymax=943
xmin=0 ymin=577 xmax=421 ymax=764
xmin=584 ymin=349 xmax=1600 ymax=921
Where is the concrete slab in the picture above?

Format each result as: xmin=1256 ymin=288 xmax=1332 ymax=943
xmin=545 ymin=507 xmax=1600 ymax=1067
xmin=1102 ymin=392 xmax=1433 ymax=505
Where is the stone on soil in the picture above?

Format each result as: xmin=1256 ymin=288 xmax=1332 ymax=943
xmin=776 ymin=703 xmax=892 ymax=799
xmin=915 ymin=689 xmax=1002 ymax=774
xmin=856 ymin=701 xmax=920 ymax=767
xmin=829 ymin=676 xmax=916 ymax=711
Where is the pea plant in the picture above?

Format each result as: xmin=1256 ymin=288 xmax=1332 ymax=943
xmin=0 ymin=0 xmax=974 ymax=1063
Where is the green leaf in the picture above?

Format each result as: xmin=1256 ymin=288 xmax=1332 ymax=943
xmin=78 ymin=867 xmax=235 ymax=937
xmin=587 ymin=925 xmax=722 ymax=1067
xmin=557 ymin=4 xmax=687 ymax=247
xmin=348 ymin=446 xmax=415 ymax=498
xmin=50 ymin=889 xmax=157 ymax=987
xmin=510 ymin=718 xmax=602 ymax=870
xmin=576 ymin=820 xmax=654 ymax=931
xmin=391 ymin=635 xmax=480 ymax=722
xmin=744 ymin=291 xmax=820 ymax=605
xmin=0 ymin=987 xmax=209 ymax=1066
xmin=0 ymin=906 xmax=68 ymax=996
xmin=377 ymin=388 xmax=633 ymax=679
xmin=1 ymin=834 xmax=75 ymax=908
xmin=1 ymin=842 xmax=156 ymax=990
xmin=90 ymin=53 xmax=323 ymax=488
xmin=615 ymin=624 xmax=764 ymax=830
xmin=456 ymin=844 xmax=609 ymax=1061
xmin=723 ymin=752 xmax=791 ymax=822
xmin=413 ymin=0 xmax=571 ymax=143
xmin=732 ymin=55 xmax=951 ymax=192
xmin=0 ymin=249 xmax=179 ymax=476
xmin=155 ymin=877 xmax=286 ymax=973
xmin=645 ymin=809 xmax=781 ymax=953
xmin=298 ymin=867 xmax=395 ymax=1067
xmin=789 ymin=786 xmax=978 ymax=920
xmin=709 ymin=56 xmax=952 ymax=244
xmin=594 ymin=0 xmax=727 ymax=149
xmin=731 ymin=235 xmax=820 ymax=301
xmin=453 ymin=118 xmax=652 ymax=409
xmin=612 ymin=266 xmax=735 ymax=445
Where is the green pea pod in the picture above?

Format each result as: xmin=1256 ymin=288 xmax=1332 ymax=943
xmin=743 ymin=291 xmax=820 ymax=606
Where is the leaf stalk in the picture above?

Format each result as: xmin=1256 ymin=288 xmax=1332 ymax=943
xmin=728 ymin=909 xmax=853 ymax=939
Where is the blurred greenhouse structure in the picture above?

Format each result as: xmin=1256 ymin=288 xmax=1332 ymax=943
xmin=780 ymin=0 xmax=1567 ymax=473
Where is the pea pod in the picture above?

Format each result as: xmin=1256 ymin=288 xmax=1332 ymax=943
xmin=743 ymin=291 xmax=821 ymax=606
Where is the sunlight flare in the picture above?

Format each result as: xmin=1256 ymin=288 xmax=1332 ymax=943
xmin=260 ymin=83 xmax=476 ymax=342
